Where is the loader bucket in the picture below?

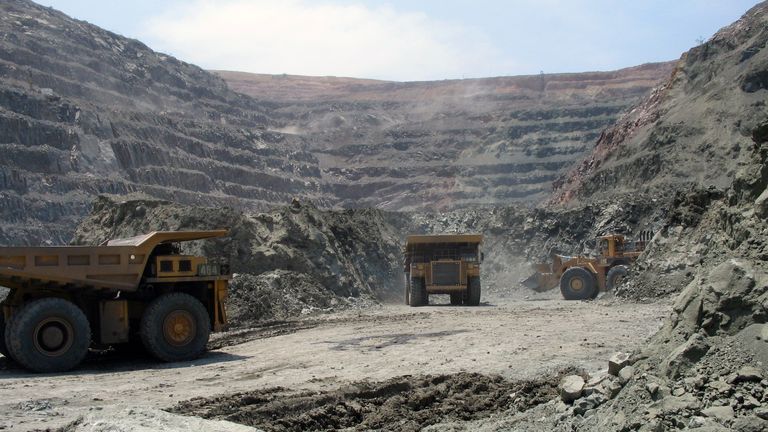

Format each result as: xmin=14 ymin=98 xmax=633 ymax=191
xmin=521 ymin=262 xmax=559 ymax=292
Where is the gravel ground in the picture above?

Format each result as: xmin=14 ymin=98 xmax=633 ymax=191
xmin=0 ymin=296 xmax=668 ymax=431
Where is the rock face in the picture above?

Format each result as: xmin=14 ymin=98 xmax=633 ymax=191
xmin=218 ymin=64 xmax=673 ymax=211
xmin=553 ymin=2 xmax=768 ymax=204
xmin=0 ymin=0 xmax=330 ymax=246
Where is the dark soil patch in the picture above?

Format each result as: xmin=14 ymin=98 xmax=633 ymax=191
xmin=169 ymin=372 xmax=563 ymax=431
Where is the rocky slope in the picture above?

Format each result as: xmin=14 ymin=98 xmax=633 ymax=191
xmin=553 ymin=2 xmax=768 ymax=204
xmin=0 ymin=0 xmax=330 ymax=246
xmin=72 ymin=195 xmax=405 ymax=326
xmin=218 ymin=64 xmax=673 ymax=211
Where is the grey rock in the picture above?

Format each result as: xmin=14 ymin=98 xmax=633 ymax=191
xmin=609 ymin=352 xmax=631 ymax=376
xmin=649 ymin=393 xmax=700 ymax=415
xmin=732 ymin=416 xmax=768 ymax=432
xmin=744 ymin=395 xmax=762 ymax=409
xmin=606 ymin=379 xmax=624 ymax=399
xmin=672 ymin=387 xmax=686 ymax=397
xmin=647 ymin=382 xmax=660 ymax=396
xmin=729 ymin=366 xmax=764 ymax=384
xmin=701 ymin=405 xmax=735 ymax=421
xmin=756 ymin=407 xmax=768 ymax=420
xmin=755 ymin=188 xmax=768 ymax=218
xmin=708 ymin=380 xmax=732 ymax=395
xmin=618 ymin=365 xmax=636 ymax=384
xmin=573 ymin=396 xmax=598 ymax=416
xmin=560 ymin=375 xmax=585 ymax=403
xmin=663 ymin=333 xmax=710 ymax=379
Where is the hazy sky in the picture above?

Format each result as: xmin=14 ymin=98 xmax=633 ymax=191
xmin=36 ymin=0 xmax=758 ymax=81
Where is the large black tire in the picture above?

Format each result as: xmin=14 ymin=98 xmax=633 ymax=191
xmin=140 ymin=293 xmax=210 ymax=362
xmin=408 ymin=278 xmax=427 ymax=307
xmin=0 ymin=311 xmax=8 ymax=358
xmin=404 ymin=275 xmax=411 ymax=305
xmin=3 ymin=313 xmax=13 ymax=362
xmin=450 ymin=293 xmax=463 ymax=305
xmin=606 ymin=265 xmax=629 ymax=291
xmin=465 ymin=277 xmax=481 ymax=306
xmin=560 ymin=267 xmax=597 ymax=300
xmin=6 ymin=298 xmax=91 ymax=373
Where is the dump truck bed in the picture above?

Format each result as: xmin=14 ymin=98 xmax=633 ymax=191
xmin=0 ymin=230 xmax=227 ymax=293
xmin=405 ymin=234 xmax=483 ymax=246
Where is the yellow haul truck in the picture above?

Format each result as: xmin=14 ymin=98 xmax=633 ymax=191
xmin=0 ymin=230 xmax=230 ymax=372
xmin=404 ymin=234 xmax=483 ymax=307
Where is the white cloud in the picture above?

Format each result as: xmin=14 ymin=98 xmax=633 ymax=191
xmin=141 ymin=0 xmax=511 ymax=81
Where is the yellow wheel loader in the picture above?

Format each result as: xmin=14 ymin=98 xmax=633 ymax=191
xmin=522 ymin=231 xmax=653 ymax=300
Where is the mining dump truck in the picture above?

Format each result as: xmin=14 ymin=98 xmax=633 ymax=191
xmin=522 ymin=232 xmax=653 ymax=300
xmin=404 ymin=234 xmax=483 ymax=307
xmin=0 ymin=230 xmax=230 ymax=373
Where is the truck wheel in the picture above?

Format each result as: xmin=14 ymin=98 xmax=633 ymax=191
xmin=0 ymin=311 xmax=8 ymax=358
xmin=606 ymin=265 xmax=629 ymax=291
xmin=408 ymin=278 xmax=426 ymax=307
xmin=405 ymin=275 xmax=411 ymax=305
xmin=560 ymin=267 xmax=597 ymax=300
xmin=450 ymin=293 xmax=462 ymax=305
xmin=466 ymin=277 xmax=481 ymax=306
xmin=140 ymin=293 xmax=210 ymax=362
xmin=6 ymin=298 xmax=91 ymax=372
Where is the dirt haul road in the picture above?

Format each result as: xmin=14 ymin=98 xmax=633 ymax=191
xmin=0 ymin=296 xmax=669 ymax=431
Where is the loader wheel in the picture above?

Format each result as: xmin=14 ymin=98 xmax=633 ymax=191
xmin=6 ymin=298 xmax=91 ymax=372
xmin=450 ymin=293 xmax=463 ymax=305
xmin=560 ymin=267 xmax=597 ymax=300
xmin=0 ymin=311 xmax=8 ymax=358
xmin=606 ymin=265 xmax=629 ymax=291
xmin=408 ymin=278 xmax=427 ymax=307
xmin=140 ymin=293 xmax=210 ymax=362
xmin=465 ymin=277 xmax=481 ymax=306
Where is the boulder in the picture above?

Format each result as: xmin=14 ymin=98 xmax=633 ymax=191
xmin=605 ymin=379 xmax=624 ymax=399
xmin=756 ymin=407 xmax=768 ymax=420
xmin=573 ymin=396 xmax=599 ymax=416
xmin=755 ymin=187 xmax=768 ymax=218
xmin=663 ymin=333 xmax=710 ymax=378
xmin=702 ymin=405 xmax=735 ymax=421
xmin=728 ymin=366 xmax=764 ymax=384
xmin=618 ymin=365 xmax=635 ymax=384
xmin=707 ymin=380 xmax=732 ymax=395
xmin=560 ymin=375 xmax=585 ymax=403
xmin=609 ymin=352 xmax=631 ymax=376
xmin=731 ymin=416 xmax=768 ymax=432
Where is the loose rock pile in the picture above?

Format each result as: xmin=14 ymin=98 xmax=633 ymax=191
xmin=72 ymin=195 xmax=403 ymax=326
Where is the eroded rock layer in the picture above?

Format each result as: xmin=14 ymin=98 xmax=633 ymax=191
xmin=218 ymin=64 xmax=673 ymax=211
xmin=0 ymin=0 xmax=329 ymax=245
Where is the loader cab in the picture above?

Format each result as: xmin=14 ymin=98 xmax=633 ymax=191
xmin=597 ymin=235 xmax=626 ymax=259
